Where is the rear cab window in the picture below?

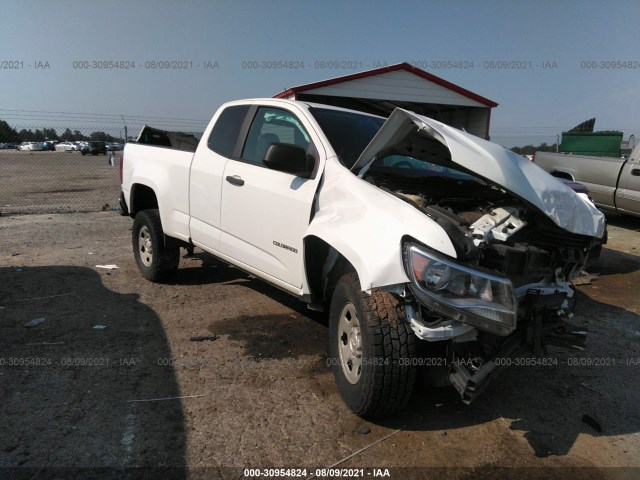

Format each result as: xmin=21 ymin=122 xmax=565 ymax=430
xmin=207 ymin=105 xmax=251 ymax=157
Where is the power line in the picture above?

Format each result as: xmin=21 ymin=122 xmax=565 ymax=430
xmin=0 ymin=108 xmax=208 ymax=124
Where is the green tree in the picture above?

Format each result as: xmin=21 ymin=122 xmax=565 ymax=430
xmin=60 ymin=128 xmax=74 ymax=141
xmin=511 ymin=142 xmax=558 ymax=155
xmin=89 ymin=131 xmax=109 ymax=141
xmin=0 ymin=120 xmax=20 ymax=142
xmin=18 ymin=129 xmax=35 ymax=141
xmin=73 ymin=130 xmax=87 ymax=141
xmin=42 ymin=128 xmax=59 ymax=141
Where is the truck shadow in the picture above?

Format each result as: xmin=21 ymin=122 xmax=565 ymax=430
xmin=171 ymin=252 xmax=251 ymax=286
xmin=601 ymin=212 xmax=640 ymax=230
xmin=0 ymin=266 xmax=187 ymax=475
xmin=588 ymin=246 xmax=640 ymax=275
xmin=174 ymin=251 xmax=328 ymax=323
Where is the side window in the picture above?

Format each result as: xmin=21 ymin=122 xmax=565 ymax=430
xmin=207 ymin=105 xmax=250 ymax=157
xmin=241 ymin=107 xmax=311 ymax=165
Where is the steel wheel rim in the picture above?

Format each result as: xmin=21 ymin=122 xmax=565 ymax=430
xmin=337 ymin=303 xmax=362 ymax=384
xmin=138 ymin=225 xmax=153 ymax=267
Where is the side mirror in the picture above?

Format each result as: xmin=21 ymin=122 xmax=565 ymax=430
xmin=264 ymin=143 xmax=315 ymax=178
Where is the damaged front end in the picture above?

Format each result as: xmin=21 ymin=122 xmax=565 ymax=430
xmin=402 ymin=237 xmax=588 ymax=403
xmin=354 ymin=108 xmax=604 ymax=403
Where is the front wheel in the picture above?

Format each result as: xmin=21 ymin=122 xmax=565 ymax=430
xmin=329 ymin=273 xmax=416 ymax=416
xmin=132 ymin=209 xmax=179 ymax=282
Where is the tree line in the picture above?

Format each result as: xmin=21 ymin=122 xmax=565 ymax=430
xmin=1 ymin=117 xmax=560 ymax=153
xmin=510 ymin=143 xmax=558 ymax=155
xmin=0 ymin=120 xmax=124 ymax=143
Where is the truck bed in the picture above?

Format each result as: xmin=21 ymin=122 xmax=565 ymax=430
xmin=122 ymin=142 xmax=194 ymax=242
xmin=136 ymin=125 xmax=200 ymax=152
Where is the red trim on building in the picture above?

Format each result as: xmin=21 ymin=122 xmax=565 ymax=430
xmin=273 ymin=62 xmax=498 ymax=108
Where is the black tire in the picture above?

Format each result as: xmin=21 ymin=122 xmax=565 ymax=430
xmin=132 ymin=209 xmax=180 ymax=282
xmin=329 ymin=273 xmax=416 ymax=416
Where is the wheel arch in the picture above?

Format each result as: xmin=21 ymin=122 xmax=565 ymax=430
xmin=304 ymin=235 xmax=359 ymax=308
xmin=128 ymin=185 xmax=185 ymax=249
xmin=129 ymin=183 xmax=159 ymax=218
xmin=551 ymin=170 xmax=575 ymax=181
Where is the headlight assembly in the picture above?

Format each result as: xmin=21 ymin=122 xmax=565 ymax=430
xmin=404 ymin=243 xmax=518 ymax=335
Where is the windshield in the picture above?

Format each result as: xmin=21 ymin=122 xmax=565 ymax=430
xmin=309 ymin=107 xmax=385 ymax=168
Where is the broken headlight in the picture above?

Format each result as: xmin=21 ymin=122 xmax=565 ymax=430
xmin=404 ymin=243 xmax=518 ymax=336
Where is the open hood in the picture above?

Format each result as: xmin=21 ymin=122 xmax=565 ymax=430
xmin=352 ymin=108 xmax=605 ymax=238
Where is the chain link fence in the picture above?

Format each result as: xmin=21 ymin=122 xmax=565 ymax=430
xmin=0 ymin=118 xmax=597 ymax=216
xmin=0 ymin=128 xmax=559 ymax=216
xmin=1 ymin=112 xmax=205 ymax=215
xmin=0 ymin=125 xmax=129 ymax=215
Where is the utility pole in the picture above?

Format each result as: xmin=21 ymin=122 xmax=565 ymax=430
xmin=121 ymin=115 xmax=128 ymax=142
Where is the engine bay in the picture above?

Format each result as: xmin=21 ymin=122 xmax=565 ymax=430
xmin=364 ymin=163 xmax=594 ymax=289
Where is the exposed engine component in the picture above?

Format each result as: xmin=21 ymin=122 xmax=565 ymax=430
xmin=469 ymin=207 xmax=526 ymax=245
xmin=371 ymin=173 xmax=593 ymax=291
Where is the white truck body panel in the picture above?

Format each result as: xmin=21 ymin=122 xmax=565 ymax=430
xmin=122 ymin=143 xmax=193 ymax=243
xmin=306 ymin=158 xmax=456 ymax=292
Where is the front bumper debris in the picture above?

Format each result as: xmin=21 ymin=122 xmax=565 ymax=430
xmin=447 ymin=288 xmax=587 ymax=404
xmin=448 ymin=334 xmax=527 ymax=404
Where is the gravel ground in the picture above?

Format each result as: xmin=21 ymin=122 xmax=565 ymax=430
xmin=0 ymin=150 xmax=121 ymax=214
xmin=0 ymin=210 xmax=639 ymax=480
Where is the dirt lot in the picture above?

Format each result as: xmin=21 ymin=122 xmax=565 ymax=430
xmin=1 ymin=202 xmax=639 ymax=477
xmin=0 ymin=150 xmax=121 ymax=214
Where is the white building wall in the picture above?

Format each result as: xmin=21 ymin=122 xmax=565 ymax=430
xmin=304 ymin=70 xmax=487 ymax=108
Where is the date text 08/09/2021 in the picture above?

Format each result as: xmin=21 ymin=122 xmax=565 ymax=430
xmin=243 ymin=468 xmax=391 ymax=477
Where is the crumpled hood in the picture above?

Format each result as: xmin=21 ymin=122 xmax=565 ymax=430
xmin=352 ymin=108 xmax=605 ymax=238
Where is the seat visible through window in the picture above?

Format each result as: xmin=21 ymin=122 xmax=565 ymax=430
xmin=255 ymin=133 xmax=280 ymax=163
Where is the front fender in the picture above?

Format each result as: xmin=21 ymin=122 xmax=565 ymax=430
xmin=305 ymin=159 xmax=456 ymax=292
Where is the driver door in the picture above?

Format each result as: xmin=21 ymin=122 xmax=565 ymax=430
xmin=219 ymin=106 xmax=322 ymax=291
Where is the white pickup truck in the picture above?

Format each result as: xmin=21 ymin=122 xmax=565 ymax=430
xmin=534 ymin=144 xmax=640 ymax=217
xmin=121 ymin=98 xmax=605 ymax=416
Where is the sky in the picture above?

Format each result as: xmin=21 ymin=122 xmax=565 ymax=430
xmin=1 ymin=0 xmax=639 ymax=147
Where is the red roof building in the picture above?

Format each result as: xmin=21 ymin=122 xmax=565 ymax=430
xmin=274 ymin=62 xmax=497 ymax=139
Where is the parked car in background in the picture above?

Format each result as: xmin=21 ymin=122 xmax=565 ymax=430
xmin=18 ymin=142 xmax=46 ymax=151
xmin=42 ymin=141 xmax=58 ymax=151
xmin=0 ymin=143 xmax=19 ymax=149
xmin=81 ymin=141 xmax=107 ymax=155
xmin=55 ymin=141 xmax=79 ymax=151
xmin=106 ymin=143 xmax=125 ymax=151
xmin=534 ymin=143 xmax=640 ymax=217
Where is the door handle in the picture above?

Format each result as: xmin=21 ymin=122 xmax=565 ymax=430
xmin=225 ymin=175 xmax=245 ymax=186
xmin=631 ymin=168 xmax=640 ymax=176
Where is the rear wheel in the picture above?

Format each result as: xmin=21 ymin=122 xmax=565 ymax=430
xmin=132 ymin=209 xmax=179 ymax=282
xmin=329 ymin=273 xmax=416 ymax=416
